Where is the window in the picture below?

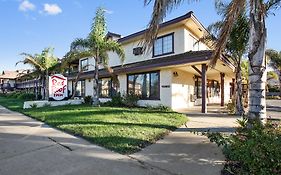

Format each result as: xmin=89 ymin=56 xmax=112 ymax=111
xmin=80 ymin=58 xmax=89 ymax=71
xmin=99 ymin=78 xmax=118 ymax=98
xmin=194 ymin=76 xmax=220 ymax=98
xmin=153 ymin=33 xmax=174 ymax=57
xmin=127 ymin=71 xmax=160 ymax=100
xmin=73 ymin=80 xmax=85 ymax=97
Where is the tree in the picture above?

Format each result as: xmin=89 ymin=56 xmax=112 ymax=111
xmin=266 ymin=49 xmax=281 ymax=95
xmin=16 ymin=47 xmax=58 ymax=100
xmin=200 ymin=1 xmax=249 ymax=115
xmin=69 ymin=7 xmax=125 ymax=104
xmin=143 ymin=0 xmax=281 ymax=123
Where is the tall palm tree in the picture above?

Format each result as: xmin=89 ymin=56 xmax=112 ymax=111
xmin=143 ymin=0 xmax=281 ymax=123
xmin=16 ymin=47 xmax=58 ymax=100
xmin=69 ymin=7 xmax=125 ymax=104
xmin=200 ymin=5 xmax=249 ymax=115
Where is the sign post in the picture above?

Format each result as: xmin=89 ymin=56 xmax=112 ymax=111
xmin=49 ymin=74 xmax=68 ymax=101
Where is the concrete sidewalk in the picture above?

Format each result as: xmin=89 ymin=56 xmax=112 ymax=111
xmin=131 ymin=114 xmax=239 ymax=175
xmin=0 ymin=105 xmax=238 ymax=175
xmin=0 ymin=105 xmax=168 ymax=175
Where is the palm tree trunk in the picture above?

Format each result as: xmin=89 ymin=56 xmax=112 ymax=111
xmin=71 ymin=71 xmax=82 ymax=99
xmin=93 ymin=52 xmax=100 ymax=106
xmin=248 ymin=1 xmax=267 ymax=122
xmin=235 ymin=63 xmax=244 ymax=116
xmin=45 ymin=70 xmax=49 ymax=100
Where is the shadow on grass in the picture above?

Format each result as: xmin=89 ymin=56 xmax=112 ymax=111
xmin=49 ymin=120 xmax=178 ymax=131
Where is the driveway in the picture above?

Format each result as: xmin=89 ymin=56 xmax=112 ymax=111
xmin=267 ymin=99 xmax=281 ymax=120
xmin=0 ymin=105 xmax=238 ymax=175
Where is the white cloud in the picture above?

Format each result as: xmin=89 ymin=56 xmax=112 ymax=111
xmin=19 ymin=0 xmax=35 ymax=12
xmin=104 ymin=9 xmax=114 ymax=15
xmin=43 ymin=3 xmax=62 ymax=15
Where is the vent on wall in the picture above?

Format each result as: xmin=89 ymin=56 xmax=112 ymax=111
xmin=133 ymin=47 xmax=143 ymax=56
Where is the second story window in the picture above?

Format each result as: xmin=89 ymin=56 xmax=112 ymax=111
xmin=80 ymin=58 xmax=89 ymax=71
xmin=153 ymin=33 xmax=174 ymax=57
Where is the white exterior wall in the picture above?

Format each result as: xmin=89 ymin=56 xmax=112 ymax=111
xmin=184 ymin=28 xmax=209 ymax=52
xmin=224 ymin=77 xmax=232 ymax=104
xmin=85 ymin=79 xmax=94 ymax=96
xmin=171 ymin=70 xmax=195 ymax=109
xmin=108 ymin=28 xmax=186 ymax=67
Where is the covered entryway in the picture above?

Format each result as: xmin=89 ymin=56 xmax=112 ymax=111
xmin=170 ymin=58 xmax=235 ymax=113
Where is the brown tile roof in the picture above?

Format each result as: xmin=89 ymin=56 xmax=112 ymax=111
xmin=67 ymin=50 xmax=234 ymax=80
xmin=0 ymin=70 xmax=19 ymax=79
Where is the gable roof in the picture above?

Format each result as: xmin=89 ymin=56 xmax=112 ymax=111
xmin=118 ymin=11 xmax=193 ymax=43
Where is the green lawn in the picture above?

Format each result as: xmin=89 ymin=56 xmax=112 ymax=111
xmin=0 ymin=96 xmax=187 ymax=154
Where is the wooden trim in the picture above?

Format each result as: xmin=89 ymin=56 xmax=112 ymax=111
xmin=191 ymin=65 xmax=202 ymax=75
xmin=220 ymin=73 xmax=225 ymax=106
xmin=201 ymin=64 xmax=207 ymax=113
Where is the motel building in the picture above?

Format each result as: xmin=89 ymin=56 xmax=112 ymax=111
xmin=66 ymin=11 xmax=236 ymax=113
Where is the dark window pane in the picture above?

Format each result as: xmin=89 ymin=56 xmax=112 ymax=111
xmin=150 ymin=72 xmax=159 ymax=99
xmin=153 ymin=34 xmax=173 ymax=56
xmin=81 ymin=80 xmax=85 ymax=97
xmin=80 ymin=59 xmax=88 ymax=71
xmin=128 ymin=75 xmax=135 ymax=94
xmin=100 ymin=79 xmax=111 ymax=97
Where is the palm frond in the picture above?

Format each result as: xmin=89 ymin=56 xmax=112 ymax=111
xmin=71 ymin=38 xmax=90 ymax=51
xmin=17 ymin=53 xmax=45 ymax=71
xmin=210 ymin=0 xmax=246 ymax=67
xmin=265 ymin=0 xmax=281 ymax=14
xmin=104 ymin=40 xmax=125 ymax=65
xmin=142 ymin=0 xmax=199 ymax=52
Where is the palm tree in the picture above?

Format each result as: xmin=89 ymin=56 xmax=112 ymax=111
xmin=16 ymin=47 xmax=58 ymax=100
xmin=143 ymin=0 xmax=281 ymax=123
xmin=266 ymin=49 xmax=281 ymax=95
xmin=199 ymin=4 xmax=249 ymax=115
xmin=68 ymin=7 xmax=125 ymax=104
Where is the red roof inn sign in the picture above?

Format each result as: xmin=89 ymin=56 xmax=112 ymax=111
xmin=49 ymin=74 xmax=68 ymax=101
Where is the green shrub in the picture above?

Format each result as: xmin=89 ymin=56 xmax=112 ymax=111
xmin=122 ymin=92 xmax=139 ymax=107
xmin=206 ymin=119 xmax=281 ymax=175
xmin=84 ymin=96 xmax=93 ymax=105
xmin=227 ymin=100 xmax=235 ymax=114
xmin=107 ymin=93 xmax=124 ymax=107
xmin=145 ymin=104 xmax=172 ymax=112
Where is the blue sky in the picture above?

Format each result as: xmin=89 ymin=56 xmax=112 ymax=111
xmin=0 ymin=0 xmax=281 ymax=72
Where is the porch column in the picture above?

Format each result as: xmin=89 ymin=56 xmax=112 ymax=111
xmin=220 ymin=73 xmax=225 ymax=106
xmin=202 ymin=64 xmax=207 ymax=113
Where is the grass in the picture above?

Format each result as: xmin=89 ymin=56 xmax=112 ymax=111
xmin=0 ymin=96 xmax=187 ymax=154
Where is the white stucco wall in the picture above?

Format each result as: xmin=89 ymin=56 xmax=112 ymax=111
xmin=85 ymin=79 xmax=94 ymax=96
xmin=107 ymin=28 xmax=186 ymax=67
xmin=171 ymin=69 xmax=195 ymax=109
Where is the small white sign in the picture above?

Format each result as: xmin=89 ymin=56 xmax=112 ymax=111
xmin=49 ymin=74 xmax=68 ymax=101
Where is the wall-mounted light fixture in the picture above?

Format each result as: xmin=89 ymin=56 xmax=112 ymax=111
xmin=173 ymin=71 xmax=179 ymax=77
